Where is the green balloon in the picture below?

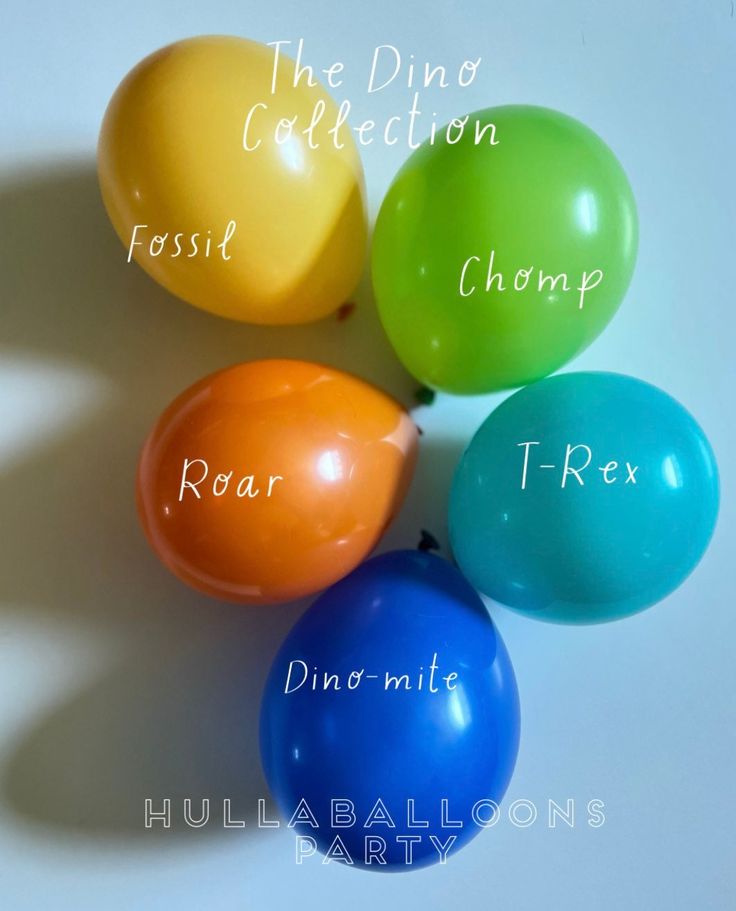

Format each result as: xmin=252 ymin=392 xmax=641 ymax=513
xmin=372 ymin=105 xmax=638 ymax=394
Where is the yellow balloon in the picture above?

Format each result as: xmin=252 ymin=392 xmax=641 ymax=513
xmin=98 ymin=36 xmax=367 ymax=324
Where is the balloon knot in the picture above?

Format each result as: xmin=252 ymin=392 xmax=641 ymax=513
xmin=336 ymin=302 xmax=356 ymax=321
xmin=414 ymin=386 xmax=436 ymax=406
xmin=417 ymin=529 xmax=441 ymax=553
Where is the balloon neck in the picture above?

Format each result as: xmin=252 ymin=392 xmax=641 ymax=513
xmin=417 ymin=530 xmax=441 ymax=553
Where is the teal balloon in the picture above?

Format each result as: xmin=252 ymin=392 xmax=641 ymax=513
xmin=449 ymin=373 xmax=719 ymax=623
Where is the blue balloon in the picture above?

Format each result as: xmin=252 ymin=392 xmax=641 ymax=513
xmin=449 ymin=372 xmax=719 ymax=624
xmin=259 ymin=550 xmax=519 ymax=870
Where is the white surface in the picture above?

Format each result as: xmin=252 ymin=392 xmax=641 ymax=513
xmin=1 ymin=2 xmax=734 ymax=909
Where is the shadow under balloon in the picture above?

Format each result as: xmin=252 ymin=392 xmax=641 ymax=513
xmin=0 ymin=163 xmax=473 ymax=842
xmin=2 ymin=611 xmax=297 ymax=838
xmin=379 ymin=434 xmax=468 ymax=556
xmin=0 ymin=163 xmax=419 ymax=627
xmin=0 ymin=161 xmax=420 ymax=841
xmin=0 ymin=163 xmax=417 ymax=405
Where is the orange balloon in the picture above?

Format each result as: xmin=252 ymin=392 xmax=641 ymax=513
xmin=137 ymin=360 xmax=418 ymax=604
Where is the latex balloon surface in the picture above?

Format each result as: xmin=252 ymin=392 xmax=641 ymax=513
xmin=260 ymin=550 xmax=520 ymax=869
xmin=98 ymin=36 xmax=367 ymax=323
xmin=137 ymin=360 xmax=417 ymax=604
xmin=449 ymin=372 xmax=719 ymax=623
xmin=372 ymin=105 xmax=638 ymax=393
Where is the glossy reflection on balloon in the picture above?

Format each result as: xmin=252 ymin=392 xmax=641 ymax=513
xmin=98 ymin=36 xmax=367 ymax=324
xmin=372 ymin=105 xmax=638 ymax=393
xmin=449 ymin=372 xmax=719 ymax=623
xmin=137 ymin=360 xmax=417 ymax=605
xmin=260 ymin=550 xmax=520 ymax=870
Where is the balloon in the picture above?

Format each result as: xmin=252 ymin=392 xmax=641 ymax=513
xmin=98 ymin=36 xmax=367 ymax=324
xmin=260 ymin=550 xmax=520 ymax=870
xmin=137 ymin=360 xmax=417 ymax=604
xmin=372 ymin=105 xmax=638 ymax=393
xmin=449 ymin=372 xmax=719 ymax=623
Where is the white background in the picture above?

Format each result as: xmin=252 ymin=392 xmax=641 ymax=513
xmin=1 ymin=1 xmax=734 ymax=908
